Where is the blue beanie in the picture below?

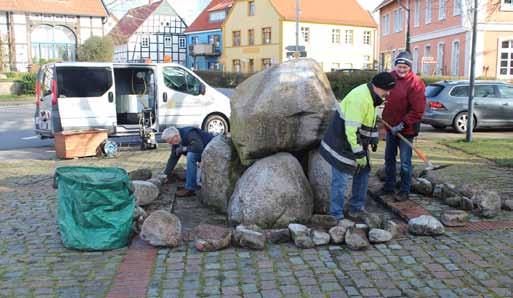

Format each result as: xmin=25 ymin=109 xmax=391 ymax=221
xmin=395 ymin=51 xmax=413 ymax=67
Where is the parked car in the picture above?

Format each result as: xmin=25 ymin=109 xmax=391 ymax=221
xmin=34 ymin=62 xmax=231 ymax=139
xmin=422 ymin=80 xmax=513 ymax=133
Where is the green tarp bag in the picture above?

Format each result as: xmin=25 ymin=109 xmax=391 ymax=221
xmin=56 ymin=166 xmax=135 ymax=250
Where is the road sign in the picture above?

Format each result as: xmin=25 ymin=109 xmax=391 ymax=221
xmin=285 ymin=45 xmax=305 ymax=51
xmin=286 ymin=51 xmax=307 ymax=58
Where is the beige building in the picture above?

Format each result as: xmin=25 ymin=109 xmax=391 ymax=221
xmin=221 ymin=0 xmax=377 ymax=72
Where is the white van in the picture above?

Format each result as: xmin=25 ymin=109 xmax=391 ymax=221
xmin=34 ymin=62 xmax=231 ymax=138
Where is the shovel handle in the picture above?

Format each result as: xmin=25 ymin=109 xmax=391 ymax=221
xmin=379 ymin=118 xmax=429 ymax=164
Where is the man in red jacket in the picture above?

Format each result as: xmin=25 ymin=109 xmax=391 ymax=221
xmin=382 ymin=51 xmax=426 ymax=201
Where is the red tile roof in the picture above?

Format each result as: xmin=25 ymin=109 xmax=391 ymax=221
xmin=0 ymin=0 xmax=107 ymax=17
xmin=184 ymin=0 xmax=233 ymax=33
xmin=270 ymin=0 xmax=377 ymax=28
xmin=109 ymin=1 xmax=163 ymax=45
xmin=374 ymin=0 xmax=395 ymax=12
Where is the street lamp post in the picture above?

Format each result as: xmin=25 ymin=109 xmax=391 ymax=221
xmin=466 ymin=0 xmax=478 ymax=142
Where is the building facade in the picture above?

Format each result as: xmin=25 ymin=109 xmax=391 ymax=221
xmin=0 ymin=0 xmax=107 ymax=72
xmin=376 ymin=0 xmax=513 ymax=80
xmin=184 ymin=0 xmax=233 ymax=70
xmin=109 ymin=0 xmax=187 ymax=64
xmin=221 ymin=0 xmax=377 ymax=73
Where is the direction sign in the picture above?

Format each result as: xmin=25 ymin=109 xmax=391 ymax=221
xmin=285 ymin=45 xmax=305 ymax=51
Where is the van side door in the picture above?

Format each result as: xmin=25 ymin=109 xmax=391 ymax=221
xmin=497 ymin=84 xmax=513 ymax=125
xmin=55 ymin=65 xmax=117 ymax=132
xmin=158 ymin=65 xmax=206 ymax=129
xmin=34 ymin=65 xmax=56 ymax=136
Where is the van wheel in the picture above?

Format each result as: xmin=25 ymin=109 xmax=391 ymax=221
xmin=453 ymin=112 xmax=476 ymax=134
xmin=203 ymin=114 xmax=229 ymax=135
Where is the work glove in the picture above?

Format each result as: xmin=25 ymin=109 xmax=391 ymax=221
xmin=390 ymin=122 xmax=405 ymax=135
xmin=355 ymin=156 xmax=367 ymax=167
xmin=175 ymin=146 xmax=187 ymax=157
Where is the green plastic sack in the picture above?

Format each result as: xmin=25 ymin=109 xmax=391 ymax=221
xmin=56 ymin=166 xmax=135 ymax=250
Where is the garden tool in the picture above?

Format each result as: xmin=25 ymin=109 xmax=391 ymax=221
xmin=379 ymin=118 xmax=449 ymax=171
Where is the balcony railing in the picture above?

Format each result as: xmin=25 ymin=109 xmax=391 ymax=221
xmin=189 ymin=43 xmax=221 ymax=56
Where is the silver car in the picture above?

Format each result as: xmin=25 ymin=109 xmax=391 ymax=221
xmin=422 ymin=80 xmax=513 ymax=133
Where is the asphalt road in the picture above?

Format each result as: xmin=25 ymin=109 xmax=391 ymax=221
xmin=1 ymin=99 xmax=512 ymax=151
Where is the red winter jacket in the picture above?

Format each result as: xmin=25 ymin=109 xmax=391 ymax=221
xmin=382 ymin=70 xmax=426 ymax=137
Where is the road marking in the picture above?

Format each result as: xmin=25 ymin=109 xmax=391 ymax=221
xmin=21 ymin=136 xmax=39 ymax=140
xmin=0 ymin=104 xmax=33 ymax=110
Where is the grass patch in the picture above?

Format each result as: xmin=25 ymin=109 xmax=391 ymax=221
xmin=441 ymin=138 xmax=513 ymax=167
xmin=0 ymin=94 xmax=33 ymax=101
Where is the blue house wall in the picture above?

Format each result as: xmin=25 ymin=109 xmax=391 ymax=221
xmin=186 ymin=30 xmax=223 ymax=70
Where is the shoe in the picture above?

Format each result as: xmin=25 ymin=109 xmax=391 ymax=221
xmin=395 ymin=192 xmax=409 ymax=202
xmin=378 ymin=188 xmax=395 ymax=196
xmin=175 ymin=188 xmax=195 ymax=197
xmin=347 ymin=208 xmax=371 ymax=222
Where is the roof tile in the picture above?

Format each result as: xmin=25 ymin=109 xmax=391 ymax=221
xmin=184 ymin=0 xmax=233 ymax=33
xmin=0 ymin=0 xmax=107 ymax=17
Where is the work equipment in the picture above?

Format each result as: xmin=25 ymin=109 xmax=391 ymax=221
xmin=379 ymin=118 xmax=448 ymax=171
xmin=139 ymin=108 xmax=157 ymax=150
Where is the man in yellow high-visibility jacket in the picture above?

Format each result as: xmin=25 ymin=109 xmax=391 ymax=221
xmin=320 ymin=72 xmax=396 ymax=221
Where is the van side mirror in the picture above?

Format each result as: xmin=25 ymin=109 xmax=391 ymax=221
xmin=199 ymin=84 xmax=206 ymax=95
xmin=108 ymin=92 xmax=114 ymax=103
xmin=163 ymin=92 xmax=168 ymax=102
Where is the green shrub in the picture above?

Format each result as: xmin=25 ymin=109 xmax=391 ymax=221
xmin=17 ymin=72 xmax=37 ymax=95
xmin=326 ymin=71 xmax=377 ymax=100
xmin=194 ymin=70 xmax=252 ymax=88
xmin=77 ymin=36 xmax=114 ymax=62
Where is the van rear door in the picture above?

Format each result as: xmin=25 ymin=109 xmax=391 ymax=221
xmin=34 ymin=64 xmax=56 ymax=137
xmin=55 ymin=64 xmax=116 ymax=132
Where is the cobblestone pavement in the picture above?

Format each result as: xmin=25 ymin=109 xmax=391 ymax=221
xmin=1 ymin=144 xmax=513 ymax=297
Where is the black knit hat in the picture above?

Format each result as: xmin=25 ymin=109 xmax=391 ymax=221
xmin=395 ymin=51 xmax=413 ymax=67
xmin=372 ymin=72 xmax=396 ymax=90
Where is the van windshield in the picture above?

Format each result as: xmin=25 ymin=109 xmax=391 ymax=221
xmin=56 ymin=67 xmax=113 ymax=98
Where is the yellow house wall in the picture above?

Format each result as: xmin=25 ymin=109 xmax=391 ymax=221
xmin=485 ymin=2 xmax=513 ymax=22
xmin=483 ymin=31 xmax=513 ymax=79
xmin=221 ymin=0 xmax=282 ymax=72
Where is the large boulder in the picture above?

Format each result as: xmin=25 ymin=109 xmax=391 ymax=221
xmin=199 ymin=136 xmax=243 ymax=214
xmin=132 ymin=180 xmax=160 ymax=206
xmin=129 ymin=168 xmax=152 ymax=181
xmin=140 ymin=210 xmax=182 ymax=247
xmin=408 ymin=215 xmax=445 ymax=236
xmin=193 ymin=224 xmax=232 ymax=252
xmin=307 ymin=149 xmax=332 ymax=214
xmin=230 ymin=58 xmax=337 ymax=166
xmin=473 ymin=190 xmax=501 ymax=218
xmin=228 ymin=153 xmax=314 ymax=228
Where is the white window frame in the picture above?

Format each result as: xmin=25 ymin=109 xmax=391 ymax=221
xmin=383 ymin=14 xmax=390 ymax=36
xmin=413 ymin=47 xmax=419 ymax=73
xmin=363 ymin=31 xmax=371 ymax=45
xmin=501 ymin=0 xmax=513 ymax=11
xmin=141 ymin=36 xmax=149 ymax=48
xmin=301 ymin=27 xmax=310 ymax=43
xmin=414 ymin=0 xmax=420 ymax=27
xmin=345 ymin=30 xmax=353 ymax=45
xmin=425 ymin=0 xmax=432 ymax=24
xmin=394 ymin=9 xmax=403 ymax=32
xmin=451 ymin=40 xmax=460 ymax=76
xmin=332 ymin=29 xmax=341 ymax=44
xmin=423 ymin=44 xmax=432 ymax=75
xmin=209 ymin=10 xmax=226 ymax=22
xmin=497 ymin=38 xmax=513 ymax=78
xmin=438 ymin=0 xmax=446 ymax=20
xmin=164 ymin=36 xmax=171 ymax=47
xmin=179 ymin=37 xmax=186 ymax=49
xmin=453 ymin=0 xmax=462 ymax=16
xmin=436 ymin=42 xmax=445 ymax=75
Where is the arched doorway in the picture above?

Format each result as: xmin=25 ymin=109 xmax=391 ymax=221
xmin=31 ymin=25 xmax=76 ymax=63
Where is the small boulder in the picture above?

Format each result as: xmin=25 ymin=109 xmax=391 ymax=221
xmin=355 ymin=223 xmax=369 ymax=233
xmin=473 ymin=190 xmax=501 ymax=218
xmin=345 ymin=228 xmax=370 ymax=250
xmin=156 ymin=174 xmax=168 ymax=185
xmin=440 ymin=210 xmax=469 ymax=227
xmin=408 ymin=215 xmax=445 ymax=236
xmin=233 ymin=225 xmax=266 ymax=250
xmin=310 ymin=214 xmax=338 ymax=228
xmin=328 ymin=225 xmax=347 ymax=244
xmin=363 ymin=213 xmax=384 ymax=229
xmin=129 ymin=168 xmax=152 ymax=181
xmin=288 ymin=223 xmax=315 ymax=249
xmin=444 ymin=196 xmax=462 ymax=208
xmin=140 ymin=210 xmax=182 ymax=247
xmin=193 ymin=224 xmax=232 ymax=252
xmin=461 ymin=197 xmax=474 ymax=211
xmin=132 ymin=181 xmax=160 ymax=206
xmin=423 ymin=171 xmax=443 ymax=186
xmin=267 ymin=229 xmax=291 ymax=244
xmin=384 ymin=220 xmax=399 ymax=238
xmin=312 ymin=230 xmax=330 ymax=246
xmin=503 ymin=199 xmax=513 ymax=211
xmin=147 ymin=178 xmax=162 ymax=189
xmin=368 ymin=229 xmax=393 ymax=244
xmin=411 ymin=178 xmax=433 ymax=196
xmin=132 ymin=206 xmax=147 ymax=234
xmin=338 ymin=219 xmax=355 ymax=229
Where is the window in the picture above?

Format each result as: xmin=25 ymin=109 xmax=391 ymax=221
xmin=454 ymin=0 xmax=462 ymax=15
xmin=332 ymin=29 xmax=340 ymax=44
xmin=248 ymin=1 xmax=255 ymax=16
xmin=394 ymin=8 xmax=403 ymax=32
xmin=191 ymin=37 xmax=199 ymax=45
xmin=423 ymin=45 xmax=432 ymax=75
xmin=233 ymin=59 xmax=241 ymax=72
xmin=425 ymin=84 xmax=445 ymax=97
xmin=209 ymin=10 xmax=226 ymax=22
xmin=248 ymin=59 xmax=254 ymax=72
xmin=450 ymin=86 xmax=469 ymax=97
xmin=475 ymin=85 xmax=497 ymax=98
xmin=179 ymin=37 xmax=186 ymax=49
xmin=436 ymin=43 xmax=445 ymax=75
xmin=163 ymin=66 xmax=202 ymax=96
xmin=209 ymin=34 xmax=220 ymax=47
xmin=208 ymin=62 xmax=220 ymax=70
xmin=164 ymin=36 xmax=171 ymax=47
xmin=56 ymin=67 xmax=112 ymax=98
xmin=414 ymin=0 xmax=420 ymax=27
xmin=439 ymin=0 xmax=446 ymax=20
xmin=141 ymin=36 xmax=149 ymax=47
xmin=426 ymin=0 xmax=432 ymax=24
xmin=232 ymin=31 xmax=241 ymax=46
xmin=451 ymin=41 xmax=460 ymax=76
xmin=383 ymin=14 xmax=390 ymax=35
xmin=498 ymin=84 xmax=513 ymax=97
xmin=301 ymin=27 xmax=310 ymax=43
xmin=248 ymin=29 xmax=254 ymax=45
xmin=345 ymin=30 xmax=353 ymax=44
xmin=331 ymin=63 xmax=340 ymax=71
xmin=499 ymin=40 xmax=513 ymax=76
xmin=262 ymin=58 xmax=272 ymax=69
xmin=363 ymin=31 xmax=371 ymax=45
xmin=262 ymin=27 xmax=271 ymax=44
xmin=501 ymin=0 xmax=513 ymax=11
